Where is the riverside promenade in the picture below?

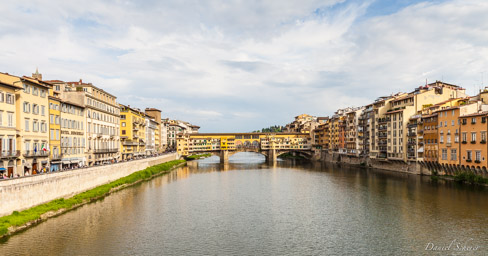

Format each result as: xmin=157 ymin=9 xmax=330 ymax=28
xmin=0 ymin=153 xmax=179 ymax=217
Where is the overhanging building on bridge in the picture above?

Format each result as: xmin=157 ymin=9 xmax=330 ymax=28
xmin=177 ymin=133 xmax=313 ymax=163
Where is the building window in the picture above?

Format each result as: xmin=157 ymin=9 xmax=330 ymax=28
xmin=122 ymin=122 xmax=126 ymax=127
xmin=481 ymin=131 xmax=487 ymax=142
xmin=476 ymin=151 xmax=481 ymax=162
xmin=6 ymin=94 xmax=14 ymax=104
xmin=451 ymin=149 xmax=457 ymax=161
xmin=471 ymin=132 xmax=476 ymax=142
xmin=440 ymin=135 xmax=444 ymax=143
xmin=467 ymin=151 xmax=472 ymax=161
xmin=23 ymin=102 xmax=30 ymax=113
xmin=23 ymin=84 xmax=30 ymax=93
xmin=471 ymin=117 xmax=476 ymax=124
xmin=462 ymin=132 xmax=467 ymax=142
xmin=33 ymin=120 xmax=39 ymax=132
xmin=122 ymin=130 xmax=126 ymax=135
xmin=441 ymin=149 xmax=447 ymax=160
xmin=25 ymin=119 xmax=30 ymax=131
xmin=32 ymin=87 xmax=39 ymax=96
xmin=447 ymin=136 xmax=451 ymax=143
xmin=4 ymin=112 xmax=11 ymax=127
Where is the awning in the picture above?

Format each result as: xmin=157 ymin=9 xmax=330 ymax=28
xmin=0 ymin=168 xmax=6 ymax=171
xmin=417 ymin=147 xmax=424 ymax=153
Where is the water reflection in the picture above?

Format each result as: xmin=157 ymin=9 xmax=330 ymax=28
xmin=1 ymin=152 xmax=487 ymax=255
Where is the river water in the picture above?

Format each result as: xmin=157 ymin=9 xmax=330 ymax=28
xmin=1 ymin=152 xmax=487 ymax=255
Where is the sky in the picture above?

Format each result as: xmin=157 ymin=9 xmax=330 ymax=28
xmin=1 ymin=0 xmax=487 ymax=132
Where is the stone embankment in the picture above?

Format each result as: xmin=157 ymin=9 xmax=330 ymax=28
xmin=0 ymin=153 xmax=178 ymax=217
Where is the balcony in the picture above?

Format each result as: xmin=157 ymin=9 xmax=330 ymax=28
xmin=51 ymin=153 xmax=64 ymax=160
xmin=122 ymin=140 xmax=138 ymax=146
xmin=93 ymin=148 xmax=119 ymax=153
xmin=407 ymin=132 xmax=416 ymax=137
xmin=23 ymin=150 xmax=49 ymax=157
xmin=0 ymin=150 xmax=20 ymax=158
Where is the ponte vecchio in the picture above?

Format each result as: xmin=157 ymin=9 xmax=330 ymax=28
xmin=176 ymin=133 xmax=314 ymax=163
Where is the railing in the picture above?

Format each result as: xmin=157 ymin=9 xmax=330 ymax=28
xmin=51 ymin=154 xmax=63 ymax=160
xmin=23 ymin=150 xmax=49 ymax=157
xmin=1 ymin=150 xmax=20 ymax=158
xmin=93 ymin=148 xmax=119 ymax=153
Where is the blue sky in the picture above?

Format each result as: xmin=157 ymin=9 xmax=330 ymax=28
xmin=0 ymin=0 xmax=487 ymax=132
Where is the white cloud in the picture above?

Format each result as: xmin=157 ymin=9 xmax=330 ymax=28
xmin=0 ymin=0 xmax=487 ymax=132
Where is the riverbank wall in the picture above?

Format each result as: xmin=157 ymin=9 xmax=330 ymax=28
xmin=0 ymin=153 xmax=178 ymax=217
xmin=319 ymin=151 xmax=430 ymax=175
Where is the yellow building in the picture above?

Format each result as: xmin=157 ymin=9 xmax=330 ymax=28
xmin=120 ymin=104 xmax=146 ymax=160
xmin=60 ymin=100 xmax=86 ymax=169
xmin=0 ymin=74 xmax=23 ymax=177
xmin=0 ymin=73 xmax=51 ymax=175
xmin=48 ymin=92 xmax=61 ymax=171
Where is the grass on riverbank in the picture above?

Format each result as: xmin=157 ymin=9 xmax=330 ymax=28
xmin=278 ymin=152 xmax=305 ymax=160
xmin=0 ymin=159 xmax=185 ymax=237
xmin=453 ymin=171 xmax=488 ymax=185
xmin=185 ymin=153 xmax=211 ymax=160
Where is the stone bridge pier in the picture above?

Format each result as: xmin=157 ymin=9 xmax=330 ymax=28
xmin=220 ymin=150 xmax=229 ymax=164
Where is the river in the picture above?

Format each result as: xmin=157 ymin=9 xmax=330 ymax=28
xmin=1 ymin=152 xmax=487 ymax=255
